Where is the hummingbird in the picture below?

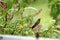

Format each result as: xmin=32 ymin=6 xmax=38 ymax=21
xmin=31 ymin=19 xmax=40 ymax=29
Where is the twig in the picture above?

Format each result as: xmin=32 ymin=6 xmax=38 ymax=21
xmin=31 ymin=9 xmax=42 ymax=18
xmin=35 ymin=32 xmax=39 ymax=40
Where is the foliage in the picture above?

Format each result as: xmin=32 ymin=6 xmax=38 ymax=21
xmin=49 ymin=0 xmax=60 ymax=20
xmin=0 ymin=0 xmax=60 ymax=38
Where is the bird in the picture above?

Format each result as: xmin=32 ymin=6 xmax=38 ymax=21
xmin=31 ymin=19 xmax=40 ymax=29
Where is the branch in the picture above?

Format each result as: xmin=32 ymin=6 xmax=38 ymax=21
xmin=31 ymin=9 xmax=42 ymax=18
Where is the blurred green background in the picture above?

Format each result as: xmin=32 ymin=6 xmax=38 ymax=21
xmin=0 ymin=0 xmax=60 ymax=38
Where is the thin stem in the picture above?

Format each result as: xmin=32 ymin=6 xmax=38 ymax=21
xmin=4 ymin=11 xmax=7 ymax=28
